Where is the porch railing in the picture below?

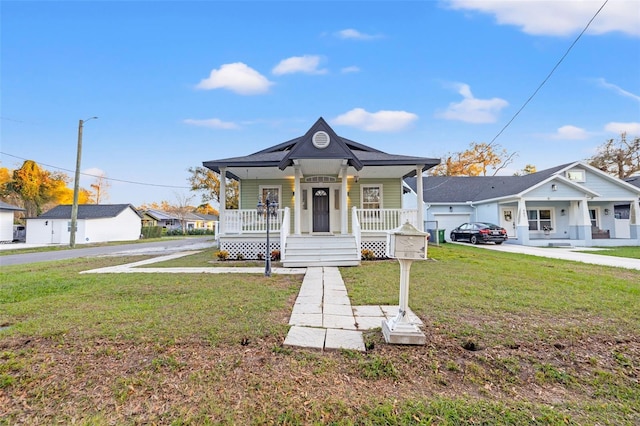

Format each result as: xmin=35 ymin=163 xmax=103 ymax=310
xmin=280 ymin=207 xmax=290 ymax=260
xmin=354 ymin=208 xmax=418 ymax=232
xmin=352 ymin=206 xmax=361 ymax=250
xmin=224 ymin=209 xmax=284 ymax=234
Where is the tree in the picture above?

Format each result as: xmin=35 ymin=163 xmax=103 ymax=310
xmin=164 ymin=193 xmax=195 ymax=234
xmin=7 ymin=160 xmax=69 ymax=217
xmin=195 ymin=203 xmax=219 ymax=216
xmin=429 ymin=142 xmax=517 ymax=176
xmin=589 ymin=132 xmax=640 ymax=179
xmin=188 ymin=166 xmax=239 ymax=209
xmin=89 ymin=173 xmax=111 ymax=204
xmin=513 ymin=164 xmax=537 ymax=176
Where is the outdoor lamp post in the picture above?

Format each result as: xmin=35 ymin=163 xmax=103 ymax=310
xmin=70 ymin=116 xmax=98 ymax=248
xmin=257 ymin=193 xmax=278 ymax=276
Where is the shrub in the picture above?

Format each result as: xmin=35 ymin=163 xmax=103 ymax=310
xmin=236 ymin=252 xmax=245 ymax=261
xmin=215 ymin=250 xmax=229 ymax=261
xmin=361 ymin=249 xmax=375 ymax=261
xmin=270 ymin=250 xmax=281 ymax=261
xmin=257 ymin=252 xmax=265 ymax=260
xmin=140 ymin=226 xmax=163 ymax=239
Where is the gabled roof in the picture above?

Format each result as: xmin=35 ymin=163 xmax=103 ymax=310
xmin=33 ymin=204 xmax=140 ymax=220
xmin=203 ymin=117 xmax=440 ymax=179
xmin=406 ymin=161 xmax=639 ymax=204
xmin=406 ymin=163 xmax=573 ymax=203
xmin=0 ymin=201 xmax=25 ymax=212
xmin=625 ymin=175 xmax=640 ymax=189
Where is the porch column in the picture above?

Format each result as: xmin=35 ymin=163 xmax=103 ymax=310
xmin=630 ymin=198 xmax=640 ymax=241
xmin=577 ymin=198 xmax=593 ymax=246
xmin=294 ymin=166 xmax=301 ymax=235
xmin=516 ymin=198 xmax=529 ymax=245
xmin=219 ymin=167 xmax=226 ymax=236
xmin=416 ymin=165 xmax=424 ymax=232
xmin=341 ymin=165 xmax=348 ymax=234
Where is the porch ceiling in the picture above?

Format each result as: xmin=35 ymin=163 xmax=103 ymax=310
xmin=224 ymin=161 xmax=423 ymax=181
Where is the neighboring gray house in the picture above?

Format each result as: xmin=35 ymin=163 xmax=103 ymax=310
xmin=405 ymin=161 xmax=640 ymax=247
xmin=26 ymin=204 xmax=142 ymax=245
xmin=0 ymin=201 xmax=25 ymax=242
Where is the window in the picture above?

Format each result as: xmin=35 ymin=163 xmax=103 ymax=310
xmin=361 ymin=185 xmax=382 ymax=209
xmin=589 ymin=209 xmax=598 ymax=227
xmin=527 ymin=209 xmax=552 ymax=231
xmin=259 ymin=186 xmax=281 ymax=205
xmin=334 ymin=189 xmax=340 ymax=210
xmin=302 ymin=189 xmax=308 ymax=210
xmin=566 ymin=169 xmax=585 ymax=182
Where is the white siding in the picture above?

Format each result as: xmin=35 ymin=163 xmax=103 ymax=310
xmin=0 ymin=211 xmax=14 ymax=241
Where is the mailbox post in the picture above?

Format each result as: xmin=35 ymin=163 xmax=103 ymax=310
xmin=382 ymin=221 xmax=429 ymax=345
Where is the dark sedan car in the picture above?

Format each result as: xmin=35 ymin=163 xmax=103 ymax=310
xmin=450 ymin=222 xmax=508 ymax=244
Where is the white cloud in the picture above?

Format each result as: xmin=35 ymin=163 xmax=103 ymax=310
xmin=341 ymin=66 xmax=361 ymax=74
xmin=272 ymin=55 xmax=327 ymax=75
xmin=551 ymin=125 xmax=590 ymax=140
xmin=447 ymin=0 xmax=640 ymax=37
xmin=604 ymin=122 xmax=640 ymax=136
xmin=82 ymin=167 xmax=106 ymax=178
xmin=332 ymin=108 xmax=418 ymax=132
xmin=436 ymin=83 xmax=508 ymax=123
xmin=183 ymin=118 xmax=239 ymax=130
xmin=196 ymin=63 xmax=273 ymax=95
xmin=335 ymin=28 xmax=382 ymax=40
xmin=596 ymin=78 xmax=640 ymax=102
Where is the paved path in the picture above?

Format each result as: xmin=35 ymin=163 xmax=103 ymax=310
xmin=284 ymin=266 xmax=422 ymax=351
xmin=469 ymin=242 xmax=640 ymax=271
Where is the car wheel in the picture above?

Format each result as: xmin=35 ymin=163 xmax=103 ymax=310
xmin=470 ymin=235 xmax=478 ymax=245
xmin=450 ymin=234 xmax=456 ymax=242
xmin=495 ymin=241 xmax=503 ymax=245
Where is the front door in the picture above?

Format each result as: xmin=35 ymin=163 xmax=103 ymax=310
xmin=312 ymin=188 xmax=330 ymax=232
xmin=500 ymin=207 xmax=517 ymax=238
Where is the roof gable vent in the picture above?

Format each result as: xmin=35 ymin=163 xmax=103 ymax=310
xmin=312 ymin=131 xmax=330 ymax=149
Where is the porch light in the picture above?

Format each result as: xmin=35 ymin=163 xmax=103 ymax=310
xmin=604 ymin=208 xmax=610 ymax=215
xmin=257 ymin=193 xmax=278 ymax=277
xmin=561 ymin=209 xmax=566 ymax=216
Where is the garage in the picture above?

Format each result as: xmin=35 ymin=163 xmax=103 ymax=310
xmin=431 ymin=213 xmax=471 ymax=242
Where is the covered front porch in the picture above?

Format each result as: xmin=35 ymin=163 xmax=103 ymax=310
xmin=218 ymin=207 xmax=420 ymax=266
xmin=500 ymin=197 xmax=640 ymax=247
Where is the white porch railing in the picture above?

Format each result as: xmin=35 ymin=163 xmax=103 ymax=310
xmin=354 ymin=208 xmax=418 ymax=232
xmin=224 ymin=209 xmax=284 ymax=234
xmin=352 ymin=206 xmax=361 ymax=250
xmin=280 ymin=207 xmax=290 ymax=260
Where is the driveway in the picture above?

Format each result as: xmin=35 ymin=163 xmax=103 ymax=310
xmin=460 ymin=242 xmax=640 ymax=271
xmin=0 ymin=237 xmax=217 ymax=267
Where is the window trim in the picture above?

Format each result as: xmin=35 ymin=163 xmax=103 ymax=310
xmin=360 ymin=184 xmax=383 ymax=210
xmin=526 ymin=208 xmax=554 ymax=232
xmin=566 ymin=169 xmax=586 ymax=183
xmin=258 ymin=185 xmax=282 ymax=206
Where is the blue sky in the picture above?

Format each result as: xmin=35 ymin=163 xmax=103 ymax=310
xmin=2 ymin=0 xmax=639 ymax=207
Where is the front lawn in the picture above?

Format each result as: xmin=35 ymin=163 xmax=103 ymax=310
xmin=1 ymin=245 xmax=638 ymax=424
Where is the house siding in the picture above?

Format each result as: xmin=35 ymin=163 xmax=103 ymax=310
xmin=585 ymin=172 xmax=638 ymax=199
xmin=525 ymin=182 xmax=589 ymax=199
xmin=0 ymin=211 xmax=14 ymax=241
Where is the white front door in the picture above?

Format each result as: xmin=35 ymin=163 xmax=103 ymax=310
xmin=500 ymin=207 xmax=517 ymax=238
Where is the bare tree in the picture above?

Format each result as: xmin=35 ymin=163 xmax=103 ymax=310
xmin=429 ymin=142 xmax=517 ymax=176
xmin=165 ymin=192 xmax=195 ymax=234
xmin=589 ymin=132 xmax=640 ymax=179
xmin=89 ymin=173 xmax=111 ymax=204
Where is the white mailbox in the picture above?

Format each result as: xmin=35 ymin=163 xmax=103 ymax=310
xmin=386 ymin=222 xmax=429 ymax=260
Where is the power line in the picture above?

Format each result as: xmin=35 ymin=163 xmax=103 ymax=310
xmin=487 ymin=0 xmax=609 ymax=147
xmin=0 ymin=151 xmax=192 ymax=189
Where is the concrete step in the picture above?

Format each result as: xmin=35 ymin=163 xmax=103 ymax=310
xmin=283 ymin=235 xmax=360 ymax=267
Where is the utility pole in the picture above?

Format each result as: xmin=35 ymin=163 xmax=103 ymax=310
xmin=70 ymin=117 xmax=97 ymax=248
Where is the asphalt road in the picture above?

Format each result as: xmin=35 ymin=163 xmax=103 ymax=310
xmin=0 ymin=237 xmax=218 ymax=267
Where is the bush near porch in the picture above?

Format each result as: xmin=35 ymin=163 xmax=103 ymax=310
xmin=0 ymin=245 xmax=638 ymax=424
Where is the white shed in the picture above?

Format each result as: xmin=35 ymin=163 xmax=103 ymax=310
xmin=0 ymin=201 xmax=25 ymax=242
xmin=26 ymin=204 xmax=142 ymax=245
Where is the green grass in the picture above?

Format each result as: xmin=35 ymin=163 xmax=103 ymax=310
xmin=593 ymin=246 xmax=640 ymax=259
xmin=1 ymin=244 xmax=639 ymax=425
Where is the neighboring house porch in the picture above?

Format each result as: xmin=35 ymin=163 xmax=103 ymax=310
xmin=203 ymin=117 xmax=439 ymax=266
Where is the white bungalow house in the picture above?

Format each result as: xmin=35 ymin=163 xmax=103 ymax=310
xmin=0 ymin=201 xmax=25 ymax=242
xmin=203 ymin=117 xmax=440 ymax=266
xmin=26 ymin=204 xmax=142 ymax=245
xmin=404 ymin=161 xmax=640 ymax=247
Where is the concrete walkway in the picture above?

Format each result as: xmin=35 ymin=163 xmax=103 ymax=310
xmin=284 ymin=266 xmax=422 ymax=352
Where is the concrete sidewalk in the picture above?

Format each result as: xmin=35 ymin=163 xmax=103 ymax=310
xmin=284 ymin=267 xmax=422 ymax=352
xmin=471 ymin=242 xmax=640 ymax=270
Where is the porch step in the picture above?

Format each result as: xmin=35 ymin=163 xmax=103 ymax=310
xmin=283 ymin=235 xmax=360 ymax=267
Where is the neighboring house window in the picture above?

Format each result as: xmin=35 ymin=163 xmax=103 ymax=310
xmin=527 ymin=209 xmax=552 ymax=231
xmin=566 ymin=169 xmax=586 ymax=182
xmin=334 ymin=189 xmax=340 ymax=210
xmin=259 ymin=186 xmax=281 ymax=205
xmin=589 ymin=209 xmax=598 ymax=227
xmin=67 ymin=221 xmax=76 ymax=232
xmin=362 ymin=185 xmax=382 ymax=209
